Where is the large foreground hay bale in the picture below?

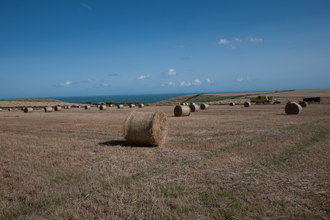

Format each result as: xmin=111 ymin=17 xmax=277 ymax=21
xmin=230 ymin=102 xmax=235 ymax=106
xmin=44 ymin=107 xmax=53 ymax=112
xmin=24 ymin=107 xmax=33 ymax=113
xmin=244 ymin=102 xmax=251 ymax=107
xmin=129 ymin=104 xmax=135 ymax=108
xmin=285 ymin=102 xmax=302 ymax=115
xmin=299 ymin=101 xmax=308 ymax=108
xmin=100 ymin=105 xmax=107 ymax=110
xmin=123 ymin=111 xmax=168 ymax=146
xmin=174 ymin=105 xmax=191 ymax=117
xmin=54 ymin=106 xmax=62 ymax=111
xmin=189 ymin=103 xmax=200 ymax=112
xmin=138 ymin=104 xmax=145 ymax=108
xmin=85 ymin=105 xmax=91 ymax=110
xmin=201 ymin=104 xmax=209 ymax=110
xmin=117 ymin=104 xmax=124 ymax=109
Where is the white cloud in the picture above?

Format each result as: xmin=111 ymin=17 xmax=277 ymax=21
xmin=246 ymin=77 xmax=252 ymax=82
xmin=161 ymin=81 xmax=176 ymax=87
xmin=192 ymin=79 xmax=202 ymax=86
xmin=206 ymin=79 xmax=211 ymax=83
xmin=137 ymin=74 xmax=150 ymax=80
xmin=102 ymin=84 xmax=108 ymax=87
xmin=237 ymin=78 xmax=243 ymax=82
xmin=180 ymin=81 xmax=191 ymax=87
xmin=248 ymin=37 xmax=262 ymax=42
xmin=218 ymin=39 xmax=230 ymax=45
xmin=217 ymin=37 xmax=262 ymax=49
xmin=162 ymin=69 xmax=177 ymax=78
xmin=82 ymin=4 xmax=92 ymax=10
xmin=55 ymin=81 xmax=71 ymax=87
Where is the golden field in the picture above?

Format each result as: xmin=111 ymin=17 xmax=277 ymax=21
xmin=0 ymin=91 xmax=330 ymax=219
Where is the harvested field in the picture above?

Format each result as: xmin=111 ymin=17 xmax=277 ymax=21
xmin=0 ymin=103 xmax=330 ymax=219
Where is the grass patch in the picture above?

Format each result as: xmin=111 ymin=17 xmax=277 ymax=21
xmin=264 ymin=130 xmax=329 ymax=166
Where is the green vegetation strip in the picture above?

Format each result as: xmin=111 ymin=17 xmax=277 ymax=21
xmin=264 ymin=130 xmax=329 ymax=166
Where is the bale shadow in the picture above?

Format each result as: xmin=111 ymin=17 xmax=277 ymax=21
xmin=99 ymin=140 xmax=154 ymax=148
xmin=99 ymin=140 xmax=127 ymax=147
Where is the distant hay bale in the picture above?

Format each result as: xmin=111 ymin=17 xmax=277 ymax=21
xmin=138 ymin=104 xmax=145 ymax=108
xmin=244 ymin=102 xmax=251 ymax=107
xmin=44 ymin=107 xmax=53 ymax=112
xmin=0 ymin=108 xmax=2 ymax=112
xmin=299 ymin=101 xmax=308 ymax=108
xmin=230 ymin=102 xmax=235 ymax=106
xmin=21 ymin=108 xmax=24 ymax=111
xmin=129 ymin=104 xmax=135 ymax=108
xmin=100 ymin=105 xmax=107 ymax=110
xmin=54 ymin=106 xmax=62 ymax=111
xmin=24 ymin=107 xmax=33 ymax=113
xmin=189 ymin=103 xmax=200 ymax=112
xmin=285 ymin=102 xmax=302 ymax=115
xmin=85 ymin=105 xmax=91 ymax=110
xmin=117 ymin=104 xmax=124 ymax=109
xmin=109 ymin=104 xmax=114 ymax=107
xmin=123 ymin=111 xmax=168 ymax=146
xmin=174 ymin=105 xmax=191 ymax=117
xmin=8 ymin=108 xmax=13 ymax=111
xmin=201 ymin=104 xmax=209 ymax=110
xmin=64 ymin=105 xmax=71 ymax=109
xmin=97 ymin=105 xmax=100 ymax=108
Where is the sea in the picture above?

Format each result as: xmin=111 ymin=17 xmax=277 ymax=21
xmin=47 ymin=93 xmax=194 ymax=104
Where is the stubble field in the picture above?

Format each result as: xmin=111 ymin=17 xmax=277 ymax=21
xmin=0 ymin=103 xmax=329 ymax=219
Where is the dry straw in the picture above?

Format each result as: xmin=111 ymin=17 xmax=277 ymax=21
xmin=100 ymin=105 xmax=107 ymax=110
xmin=174 ymin=105 xmax=191 ymax=117
xmin=85 ymin=105 xmax=91 ymax=110
xmin=138 ymin=104 xmax=145 ymax=108
xmin=230 ymin=102 xmax=235 ymax=106
xmin=24 ymin=107 xmax=33 ymax=113
xmin=54 ymin=106 xmax=62 ymax=111
xmin=299 ymin=101 xmax=308 ymax=108
xmin=189 ymin=103 xmax=200 ymax=112
xmin=123 ymin=111 xmax=168 ymax=146
xmin=129 ymin=104 xmax=135 ymax=108
xmin=285 ymin=102 xmax=302 ymax=115
xmin=117 ymin=104 xmax=124 ymax=109
xmin=201 ymin=104 xmax=209 ymax=110
xmin=244 ymin=102 xmax=251 ymax=107
xmin=44 ymin=107 xmax=53 ymax=112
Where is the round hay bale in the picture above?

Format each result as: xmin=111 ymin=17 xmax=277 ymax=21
xmin=117 ymin=104 xmax=124 ymax=109
xmin=85 ymin=105 xmax=91 ymax=110
xmin=138 ymin=104 xmax=145 ymax=108
xmin=201 ymin=104 xmax=209 ymax=110
xmin=24 ymin=107 xmax=33 ymax=113
xmin=174 ymin=105 xmax=190 ymax=117
xmin=97 ymin=105 xmax=100 ymax=108
xmin=100 ymin=105 xmax=107 ymax=110
xmin=189 ymin=104 xmax=200 ymax=112
xmin=54 ymin=106 xmax=62 ymax=111
xmin=244 ymin=102 xmax=251 ymax=107
xmin=21 ymin=108 xmax=24 ymax=111
xmin=8 ymin=108 xmax=13 ymax=111
xmin=299 ymin=101 xmax=308 ymax=108
xmin=129 ymin=104 xmax=135 ymax=108
xmin=123 ymin=111 xmax=168 ymax=146
xmin=285 ymin=102 xmax=302 ymax=115
xmin=0 ymin=108 xmax=2 ymax=112
xmin=44 ymin=107 xmax=53 ymax=112
xmin=229 ymin=102 xmax=235 ymax=106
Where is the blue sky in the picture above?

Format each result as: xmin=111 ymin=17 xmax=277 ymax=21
xmin=1 ymin=0 xmax=330 ymax=99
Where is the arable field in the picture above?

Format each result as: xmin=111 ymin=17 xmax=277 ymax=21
xmin=0 ymin=104 xmax=329 ymax=219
